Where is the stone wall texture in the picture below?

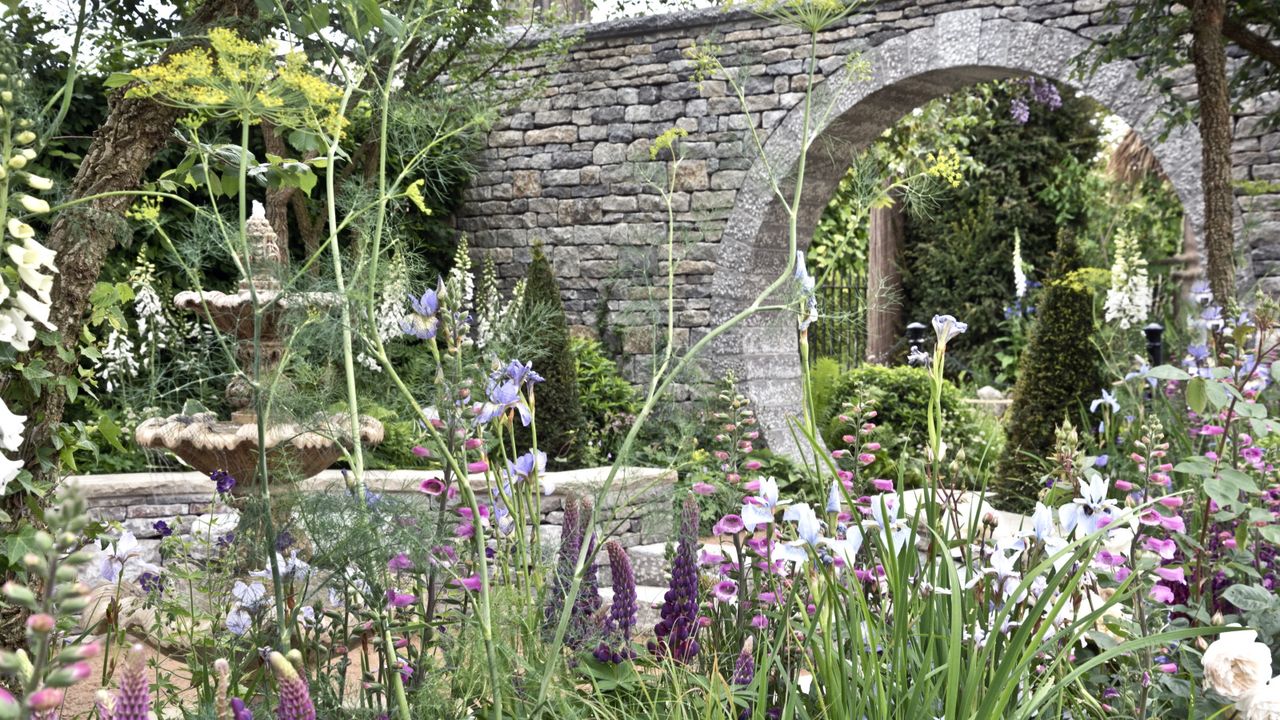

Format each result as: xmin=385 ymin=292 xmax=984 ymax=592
xmin=457 ymin=2 xmax=1280 ymax=453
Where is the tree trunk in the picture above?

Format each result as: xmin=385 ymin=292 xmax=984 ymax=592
xmin=5 ymin=0 xmax=259 ymax=471
xmin=261 ymin=120 xmax=294 ymax=262
xmin=866 ymin=196 xmax=904 ymax=364
xmin=1190 ymin=0 xmax=1237 ymax=307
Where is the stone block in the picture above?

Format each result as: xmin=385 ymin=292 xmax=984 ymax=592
xmin=525 ymin=126 xmax=577 ymax=145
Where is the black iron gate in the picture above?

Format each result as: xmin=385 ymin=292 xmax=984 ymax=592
xmin=810 ymin=268 xmax=867 ymax=369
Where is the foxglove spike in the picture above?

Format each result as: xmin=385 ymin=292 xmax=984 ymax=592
xmin=269 ymin=651 xmax=316 ymax=720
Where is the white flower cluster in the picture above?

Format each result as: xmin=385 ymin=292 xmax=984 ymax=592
xmin=1012 ymin=228 xmax=1028 ymax=299
xmin=97 ymin=253 xmax=180 ymax=392
xmin=357 ymin=252 xmax=410 ymax=372
xmin=1103 ymin=229 xmax=1151 ymax=330
xmin=1 ymin=79 xmax=60 ymax=489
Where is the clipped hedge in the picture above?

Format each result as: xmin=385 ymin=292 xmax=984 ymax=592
xmin=819 ymin=364 xmax=998 ymax=490
xmin=994 ymin=235 xmax=1102 ymax=512
xmin=522 ymin=243 xmax=584 ymax=463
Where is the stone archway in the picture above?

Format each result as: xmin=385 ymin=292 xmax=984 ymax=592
xmin=710 ymin=10 xmax=1205 ymax=455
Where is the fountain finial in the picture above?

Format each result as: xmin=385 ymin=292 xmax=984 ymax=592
xmin=242 ymin=199 xmax=283 ymax=291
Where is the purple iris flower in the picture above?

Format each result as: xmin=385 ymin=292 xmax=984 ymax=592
xmin=502 ymin=360 xmax=544 ymax=389
xmin=508 ymin=450 xmax=546 ymax=482
xmin=153 ymin=520 xmax=173 ymax=538
xmin=476 ymin=379 xmax=531 ymax=426
xmin=400 ymin=281 xmax=442 ymax=340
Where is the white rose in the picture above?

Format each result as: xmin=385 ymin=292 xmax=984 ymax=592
xmin=1240 ymin=676 xmax=1280 ymax=720
xmin=1204 ymin=629 xmax=1274 ymax=701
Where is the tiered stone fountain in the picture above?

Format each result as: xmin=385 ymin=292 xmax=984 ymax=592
xmin=135 ymin=202 xmax=383 ymax=492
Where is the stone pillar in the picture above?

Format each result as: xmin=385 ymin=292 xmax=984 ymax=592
xmin=866 ymin=195 xmax=905 ymax=364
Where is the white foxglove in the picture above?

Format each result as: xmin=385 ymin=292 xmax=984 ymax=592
xmin=6 ymin=218 xmax=33 ymax=239
xmin=1104 ymin=230 xmax=1151 ymax=330
xmin=0 ymin=398 xmax=25 ymax=453
xmin=18 ymin=194 xmax=49 ymax=214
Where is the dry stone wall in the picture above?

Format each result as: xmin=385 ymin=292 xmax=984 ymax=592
xmin=459 ymin=1 xmax=1280 ymax=453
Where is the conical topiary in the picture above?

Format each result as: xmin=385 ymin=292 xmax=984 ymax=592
xmin=521 ymin=242 xmax=584 ymax=462
xmin=994 ymin=233 xmax=1102 ymax=513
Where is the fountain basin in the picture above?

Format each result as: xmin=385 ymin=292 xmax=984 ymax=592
xmin=135 ymin=411 xmax=384 ymax=493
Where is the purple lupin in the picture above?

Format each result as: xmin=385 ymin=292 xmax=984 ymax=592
xmin=544 ymin=497 xmax=583 ymax=634
xmin=112 ymin=644 xmax=151 ymax=720
xmin=651 ymin=495 xmax=701 ymax=662
xmin=568 ymin=500 xmax=603 ymax=650
xmin=269 ymin=651 xmax=316 ymax=720
xmin=594 ymin=540 xmax=637 ymax=663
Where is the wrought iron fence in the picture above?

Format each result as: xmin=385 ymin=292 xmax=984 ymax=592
xmin=810 ymin=268 xmax=867 ymax=369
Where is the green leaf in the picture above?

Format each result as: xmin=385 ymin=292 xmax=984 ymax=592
xmin=97 ymin=416 xmax=126 ymax=454
xmin=1219 ymin=467 xmax=1260 ymax=494
xmin=221 ymin=172 xmax=240 ymax=198
xmin=1186 ymin=377 xmax=1207 ymax=414
xmin=1205 ymin=379 xmax=1233 ymax=409
xmin=103 ymin=72 xmax=136 ymax=89
xmin=1173 ymin=458 xmax=1215 ymax=477
xmin=1144 ymin=365 xmax=1190 ymax=381
xmin=1260 ymin=526 xmax=1280 ymax=545
xmin=1223 ymin=585 xmax=1276 ymax=613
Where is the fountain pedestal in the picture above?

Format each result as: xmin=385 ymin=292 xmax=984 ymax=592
xmin=136 ymin=201 xmax=383 ymax=492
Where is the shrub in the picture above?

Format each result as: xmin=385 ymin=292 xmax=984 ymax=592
xmin=807 ymin=356 xmax=843 ymax=425
xmin=521 ymin=243 xmax=584 ymax=463
xmin=820 ymin=364 xmax=996 ymax=490
xmin=571 ymin=336 xmax=639 ymax=465
xmin=994 ymin=234 xmax=1103 ymax=512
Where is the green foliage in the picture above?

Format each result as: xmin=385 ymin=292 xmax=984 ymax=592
xmin=995 ymin=236 xmax=1104 ymax=512
xmin=571 ymin=336 xmax=639 ymax=466
xmin=807 ymin=356 xmax=844 ymax=424
xmin=820 ymin=364 xmax=998 ymax=489
xmin=903 ymin=83 xmax=1103 ymax=379
xmin=523 ymin=243 xmax=584 ymax=463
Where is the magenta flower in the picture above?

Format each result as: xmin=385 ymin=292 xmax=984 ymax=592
xmin=712 ymin=514 xmax=744 ymax=536
xmin=419 ymin=477 xmax=445 ymax=496
xmin=691 ymin=482 xmax=716 ymax=496
xmin=452 ymin=574 xmax=482 ymax=591
xmin=467 ymin=459 xmax=489 ymax=473
xmin=750 ymin=614 xmax=769 ymax=629
xmin=1150 ymin=584 xmax=1175 ymax=603
xmin=387 ymin=553 xmax=412 ymax=572
xmin=386 ymin=589 xmax=416 ymax=608
xmin=1154 ymin=567 xmax=1186 ymax=585
xmin=871 ymin=478 xmax=894 ymax=492
xmin=712 ymin=579 xmax=737 ymax=603
xmin=1144 ymin=537 xmax=1177 ymax=560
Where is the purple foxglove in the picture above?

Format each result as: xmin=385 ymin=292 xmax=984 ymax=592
xmin=269 ymin=651 xmax=315 ymax=720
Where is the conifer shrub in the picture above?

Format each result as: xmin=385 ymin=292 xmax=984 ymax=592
xmin=994 ymin=234 xmax=1103 ymax=512
xmin=521 ymin=243 xmax=584 ymax=463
